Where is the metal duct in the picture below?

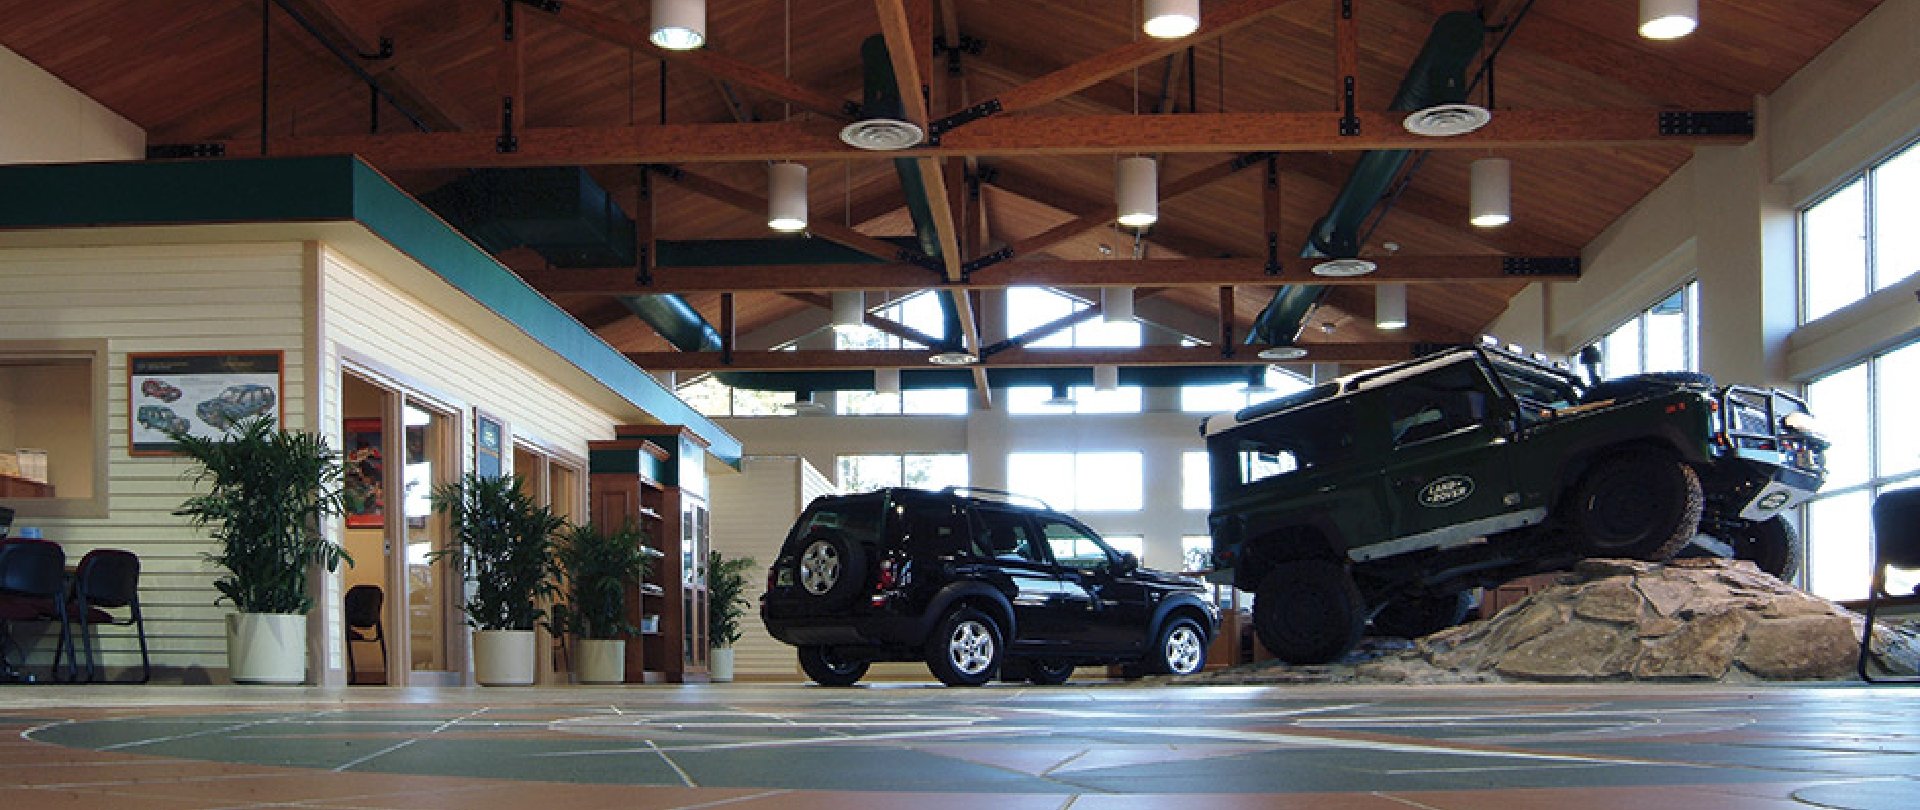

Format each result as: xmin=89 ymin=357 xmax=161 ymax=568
xmin=1245 ymin=10 xmax=1485 ymax=347
xmin=715 ymin=364 xmax=1266 ymax=394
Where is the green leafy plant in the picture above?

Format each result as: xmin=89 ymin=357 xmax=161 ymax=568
xmin=429 ymin=473 xmax=566 ymax=631
xmin=172 ymin=414 xmax=350 ymax=614
xmin=707 ymin=551 xmax=758 ymax=648
xmin=550 ymin=523 xmax=655 ymax=640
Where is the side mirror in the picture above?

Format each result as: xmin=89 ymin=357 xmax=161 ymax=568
xmin=1114 ymin=551 xmax=1140 ymax=575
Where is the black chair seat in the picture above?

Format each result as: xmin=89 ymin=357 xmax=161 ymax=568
xmin=1859 ymin=487 xmax=1920 ymax=684
xmin=55 ymin=549 xmax=149 ymax=684
xmin=0 ymin=540 xmax=75 ymax=682
xmin=344 ymin=584 xmax=386 ymax=685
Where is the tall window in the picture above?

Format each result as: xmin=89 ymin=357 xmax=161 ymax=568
xmin=835 ymin=292 xmax=971 ymax=416
xmin=1800 ymin=139 xmax=1920 ymax=323
xmin=837 ymin=453 xmax=968 ymax=494
xmin=1589 ymin=281 xmax=1699 ymax=379
xmin=1802 ymin=338 xmax=1920 ymax=600
xmin=1005 ymin=288 xmax=1145 ymax=415
xmin=1181 ymin=535 xmax=1213 ymax=573
xmin=677 ymin=374 xmax=797 ymax=417
xmin=1181 ymin=367 xmax=1311 ymax=413
xmin=1006 ymin=451 xmax=1143 ymax=511
xmin=1182 ymin=451 xmax=1211 ymax=510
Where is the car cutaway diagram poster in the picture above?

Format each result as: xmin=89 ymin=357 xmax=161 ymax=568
xmin=129 ymin=351 xmax=284 ymax=455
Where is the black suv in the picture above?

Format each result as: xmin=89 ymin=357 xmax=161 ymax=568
xmin=1203 ymin=343 xmax=1828 ymax=665
xmin=761 ymin=487 xmax=1220 ymax=686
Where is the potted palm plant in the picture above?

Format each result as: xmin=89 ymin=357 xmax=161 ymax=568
xmin=550 ymin=523 xmax=656 ymax=684
xmin=707 ymin=551 xmax=757 ymax=683
xmin=172 ymin=414 xmax=349 ymax=684
xmin=430 ymin=472 xmax=565 ymax=686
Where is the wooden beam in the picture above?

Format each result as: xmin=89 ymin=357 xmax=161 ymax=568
xmin=523 ymin=0 xmax=852 ymax=121
xmin=983 ymin=0 xmax=1306 ymax=117
xmin=523 ymin=254 xmax=1573 ymax=294
xmin=653 ymin=168 xmax=921 ymax=265
xmin=1002 ymin=154 xmax=1261 ymax=258
xmin=279 ymin=0 xmax=486 ymax=131
xmin=1218 ymin=286 xmax=1236 ymax=355
xmin=627 ymin=342 xmax=1421 ymax=371
xmin=217 ymin=108 xmax=1750 ymax=167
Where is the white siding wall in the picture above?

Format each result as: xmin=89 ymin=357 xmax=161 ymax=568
xmin=0 ymin=44 xmax=143 ymax=164
xmin=0 ymin=243 xmax=310 ymax=678
xmin=709 ymin=456 xmax=809 ymax=678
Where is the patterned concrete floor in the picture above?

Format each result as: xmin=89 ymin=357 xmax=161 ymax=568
xmin=3 ymin=683 xmax=1917 ymax=809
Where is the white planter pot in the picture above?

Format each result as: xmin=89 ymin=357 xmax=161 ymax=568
xmin=575 ymin=638 xmax=626 ymax=684
xmin=227 ymin=612 xmax=308 ymax=684
xmin=710 ymin=646 xmax=736 ymax=682
xmin=472 ymin=629 xmax=536 ymax=686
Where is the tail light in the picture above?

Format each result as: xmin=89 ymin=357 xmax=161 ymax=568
xmin=871 ymin=559 xmax=899 ymax=607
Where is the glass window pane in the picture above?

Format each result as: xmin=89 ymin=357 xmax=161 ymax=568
xmin=1006 ymin=287 xmax=1078 ymax=349
xmin=731 ymin=388 xmax=794 ymax=416
xmin=1181 ymin=382 xmax=1246 ymax=414
xmin=903 ymin=387 xmax=969 ymax=415
xmin=676 ymin=375 xmax=733 ymax=416
xmin=1803 ymin=178 xmax=1868 ymax=322
xmin=1873 ymin=142 xmax=1920 ymax=290
xmin=1008 ymin=452 xmax=1075 ymax=509
xmin=838 ymin=455 xmax=902 ymax=493
xmin=1183 ymin=451 xmax=1211 ymax=510
xmin=1807 ymin=491 xmax=1872 ymax=600
xmin=836 ymin=390 xmax=900 ymax=415
xmin=1181 ymin=535 xmax=1213 ymax=572
xmin=1076 ymin=451 xmax=1142 ymax=511
xmin=1875 ymin=341 xmax=1920 ymax=479
xmin=903 ymin=453 xmax=968 ymax=490
xmin=1006 ymin=385 xmax=1066 ymax=414
xmin=1074 ymin=318 xmax=1142 ymax=348
xmin=1074 ymin=385 xmax=1142 ymax=414
xmin=1807 ymin=363 xmax=1871 ymax=489
xmin=1103 ymin=535 xmax=1145 ymax=564
xmin=1601 ymin=319 xmax=1642 ymax=378
xmin=1643 ymin=286 xmax=1692 ymax=372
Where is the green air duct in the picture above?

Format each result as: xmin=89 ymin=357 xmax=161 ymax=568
xmin=715 ymin=365 xmax=1266 ymax=394
xmin=1246 ymin=11 xmax=1485 ymax=347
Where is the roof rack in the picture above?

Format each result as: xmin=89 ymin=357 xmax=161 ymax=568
xmin=940 ymin=486 xmax=1052 ymax=511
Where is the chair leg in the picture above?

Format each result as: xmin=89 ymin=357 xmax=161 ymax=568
xmin=346 ymin=628 xmax=358 ymax=686
xmin=377 ymin=623 xmax=388 ymax=685
xmin=131 ymin=598 xmax=151 ymax=685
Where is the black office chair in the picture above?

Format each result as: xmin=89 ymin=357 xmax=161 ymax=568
xmin=0 ymin=540 xmax=74 ymax=683
xmin=54 ymin=549 xmax=150 ymax=683
xmin=344 ymin=584 xmax=386 ymax=685
xmin=1858 ymin=487 xmax=1920 ymax=684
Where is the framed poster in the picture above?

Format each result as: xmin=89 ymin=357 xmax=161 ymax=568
xmin=474 ymin=410 xmax=505 ymax=480
xmin=342 ymin=417 xmax=385 ymax=528
xmin=128 ymin=351 xmax=284 ymax=456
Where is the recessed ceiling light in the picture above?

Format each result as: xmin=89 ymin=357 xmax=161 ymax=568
xmin=928 ymin=351 xmax=978 ymax=366
xmin=1257 ymin=346 xmax=1309 ymax=360
xmin=838 ymin=119 xmax=925 ymax=151
xmin=1311 ymin=258 xmax=1378 ymax=277
xmin=1402 ymin=104 xmax=1492 ymax=137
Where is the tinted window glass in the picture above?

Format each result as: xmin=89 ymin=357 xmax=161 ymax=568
xmin=794 ymin=497 xmax=885 ymax=543
xmin=970 ymin=508 xmax=1045 ymax=563
xmin=1040 ymin=518 xmax=1112 ymax=570
xmin=1218 ymin=400 xmax=1358 ymax=487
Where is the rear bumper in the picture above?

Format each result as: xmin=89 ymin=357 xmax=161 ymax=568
xmin=761 ymin=601 xmax=928 ymax=649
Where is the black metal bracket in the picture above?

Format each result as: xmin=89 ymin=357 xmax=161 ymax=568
xmin=1339 ymin=76 xmax=1360 ymax=136
xmin=1658 ymin=110 xmax=1754 ymax=136
xmin=960 ymin=246 xmax=1014 ymax=281
xmin=511 ymin=0 xmax=563 ymax=15
xmin=1266 ymin=234 xmax=1282 ymax=276
xmin=975 ymin=164 xmax=999 ymax=184
xmin=966 ymin=168 xmax=982 ymax=201
xmin=634 ymin=247 xmax=653 ymax=288
xmin=1502 ymin=256 xmax=1581 ymax=277
xmin=934 ymin=34 xmax=984 ymax=77
xmin=497 ymin=96 xmax=518 ymax=153
xmin=642 ymin=163 xmax=684 ymax=182
xmin=356 ymin=36 xmax=394 ymax=60
xmin=928 ymin=98 xmax=1003 ymax=144
xmin=1341 ymin=0 xmax=1353 ymax=20
xmin=502 ymin=0 xmax=516 ymax=40
xmin=1231 ymin=151 xmax=1275 ymax=171
xmin=902 ymin=250 xmax=944 ymax=273
xmin=147 ymin=143 xmax=227 ymax=159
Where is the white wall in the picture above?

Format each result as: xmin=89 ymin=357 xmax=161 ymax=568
xmin=0 ymin=45 xmax=142 ymax=163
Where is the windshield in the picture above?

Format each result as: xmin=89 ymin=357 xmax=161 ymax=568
xmin=1490 ymin=357 xmax=1581 ymax=410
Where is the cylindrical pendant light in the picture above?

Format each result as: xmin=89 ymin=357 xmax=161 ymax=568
xmin=1102 ymin=287 xmax=1135 ymax=323
xmin=1639 ymin=0 xmax=1697 ymax=40
xmin=652 ymin=370 xmax=677 ymax=390
xmin=874 ymin=367 xmax=901 ymax=395
xmin=650 ymin=0 xmax=706 ymax=50
xmin=1469 ymin=157 xmax=1510 ymax=228
xmin=831 ymin=290 xmax=865 ymax=332
xmin=768 ymin=162 xmax=809 ymax=232
xmin=1376 ymin=284 xmax=1408 ymax=331
xmin=1143 ymin=0 xmax=1201 ymax=39
xmin=1115 ymin=157 xmax=1158 ymax=228
xmin=1093 ymin=364 xmax=1120 ymax=392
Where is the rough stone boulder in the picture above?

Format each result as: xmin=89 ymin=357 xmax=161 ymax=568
xmin=1417 ymin=558 xmax=1920 ymax=682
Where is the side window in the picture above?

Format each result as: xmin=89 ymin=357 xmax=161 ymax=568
xmin=1041 ymin=518 xmax=1112 ymax=570
xmin=1237 ymin=445 xmax=1300 ymax=483
xmin=1386 ymin=364 xmax=1494 ymax=446
xmin=794 ymin=497 xmax=883 ymax=542
xmin=970 ymin=508 xmax=1044 ymax=563
xmin=1218 ymin=400 xmax=1358 ymax=487
xmin=900 ymin=500 xmax=968 ymax=556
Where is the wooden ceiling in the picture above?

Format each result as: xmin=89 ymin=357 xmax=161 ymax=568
xmin=0 ymin=0 xmax=1885 ymax=391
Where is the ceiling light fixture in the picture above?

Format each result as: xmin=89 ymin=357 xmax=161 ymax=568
xmin=1376 ymin=283 xmax=1408 ymax=330
xmin=767 ymin=162 xmax=809 ymax=232
xmin=782 ymin=390 xmax=826 ymax=413
xmin=1470 ymin=157 xmax=1511 ymax=228
xmin=874 ymin=367 xmax=901 ymax=395
xmin=649 ymin=0 xmax=706 ymax=50
xmin=1639 ymin=0 xmax=1697 ymax=40
xmin=1257 ymin=346 xmax=1309 ymax=361
xmin=1045 ymin=382 xmax=1077 ymax=407
xmin=1143 ymin=0 xmax=1200 ymax=39
xmin=928 ymin=350 xmax=978 ymax=366
xmin=1402 ymin=103 xmax=1492 ymax=137
xmin=1310 ymin=258 xmax=1378 ymax=277
xmin=1115 ymin=156 xmax=1158 ymax=228
xmin=830 ymin=290 xmax=865 ymax=332
xmin=1093 ymin=365 xmax=1120 ymax=392
xmin=1102 ymin=287 xmax=1135 ymax=323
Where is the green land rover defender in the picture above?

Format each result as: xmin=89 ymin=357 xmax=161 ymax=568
xmin=1202 ymin=343 xmax=1828 ymax=665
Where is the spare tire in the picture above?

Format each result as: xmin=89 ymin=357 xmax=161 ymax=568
xmin=792 ymin=528 xmax=867 ymax=607
xmin=1583 ymin=371 xmax=1713 ymax=404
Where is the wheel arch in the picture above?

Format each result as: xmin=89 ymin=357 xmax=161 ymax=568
xmin=1149 ymin=596 xmax=1217 ymax=648
xmin=1232 ymin=521 xmax=1346 ymax=593
xmin=924 ymin=581 xmax=1015 ymax=640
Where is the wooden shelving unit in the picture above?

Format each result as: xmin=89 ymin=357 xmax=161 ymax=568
xmin=588 ymin=425 xmax=710 ymax=683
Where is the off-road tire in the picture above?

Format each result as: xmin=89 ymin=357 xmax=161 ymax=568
xmin=797 ymin=646 xmax=870 ymax=686
xmin=1148 ymin=617 xmax=1209 ymax=676
xmin=1025 ymin=659 xmax=1075 ymax=685
xmin=1371 ymin=590 xmax=1474 ymax=639
xmin=926 ymin=606 xmax=1002 ymax=687
xmin=793 ymin=529 xmax=866 ymax=607
xmin=1729 ymin=516 xmax=1801 ymax=580
xmin=1564 ymin=449 xmax=1703 ymax=561
xmin=1253 ymin=558 xmax=1366 ymax=665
